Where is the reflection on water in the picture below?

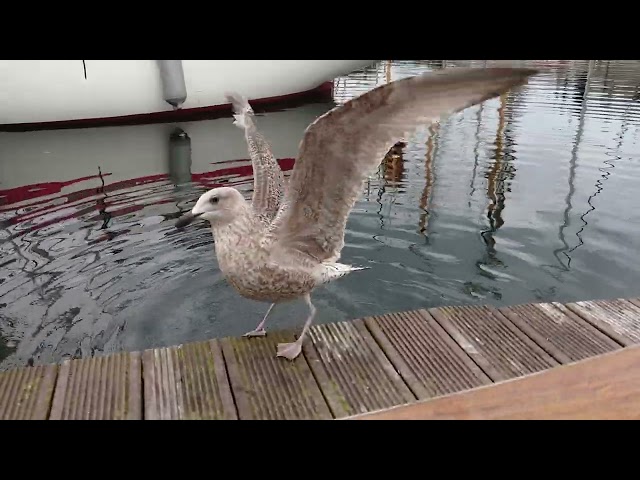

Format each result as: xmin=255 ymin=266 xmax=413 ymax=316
xmin=1 ymin=60 xmax=640 ymax=370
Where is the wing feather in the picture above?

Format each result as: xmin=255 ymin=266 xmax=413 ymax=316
xmin=270 ymin=67 xmax=539 ymax=264
xmin=226 ymin=92 xmax=285 ymax=219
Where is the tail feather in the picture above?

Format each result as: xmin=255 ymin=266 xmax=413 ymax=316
xmin=225 ymin=91 xmax=254 ymax=130
xmin=318 ymin=263 xmax=370 ymax=284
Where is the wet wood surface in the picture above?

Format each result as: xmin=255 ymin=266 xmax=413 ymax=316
xmin=347 ymin=344 xmax=640 ymax=420
xmin=0 ymin=296 xmax=637 ymax=420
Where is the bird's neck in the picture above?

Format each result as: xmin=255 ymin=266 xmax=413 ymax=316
xmin=210 ymin=206 xmax=260 ymax=249
xmin=210 ymin=207 xmax=264 ymax=276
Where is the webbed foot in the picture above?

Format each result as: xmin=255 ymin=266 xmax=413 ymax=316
xmin=276 ymin=341 xmax=302 ymax=360
xmin=243 ymin=329 xmax=267 ymax=338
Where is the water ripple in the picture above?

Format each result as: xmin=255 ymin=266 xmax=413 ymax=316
xmin=2 ymin=60 xmax=640 ymax=369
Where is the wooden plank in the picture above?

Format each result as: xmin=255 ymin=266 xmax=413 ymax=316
xmin=429 ymin=304 xmax=558 ymax=381
xmin=220 ymin=331 xmax=332 ymax=420
xmin=627 ymin=298 xmax=640 ymax=310
xmin=363 ymin=310 xmax=492 ymax=400
xmin=142 ymin=339 xmax=237 ymax=420
xmin=565 ymin=298 xmax=640 ymax=345
xmin=552 ymin=301 xmax=628 ymax=347
xmin=302 ymin=319 xmax=416 ymax=419
xmin=0 ymin=364 xmax=57 ymax=420
xmin=0 ymin=297 xmax=636 ymax=421
xmin=499 ymin=302 xmax=622 ymax=363
xmin=347 ymin=345 xmax=640 ymax=420
xmin=49 ymin=352 xmax=142 ymax=420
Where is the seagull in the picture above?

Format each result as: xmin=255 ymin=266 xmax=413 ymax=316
xmin=175 ymin=67 xmax=538 ymax=360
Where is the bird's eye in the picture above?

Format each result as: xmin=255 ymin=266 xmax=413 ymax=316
xmin=210 ymin=197 xmax=219 ymax=204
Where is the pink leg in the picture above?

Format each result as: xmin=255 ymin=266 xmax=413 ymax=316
xmin=277 ymin=294 xmax=316 ymax=360
xmin=243 ymin=303 xmax=276 ymax=337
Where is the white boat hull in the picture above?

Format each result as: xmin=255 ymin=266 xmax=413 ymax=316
xmin=0 ymin=60 xmax=376 ymax=129
xmin=0 ymin=102 xmax=333 ymax=233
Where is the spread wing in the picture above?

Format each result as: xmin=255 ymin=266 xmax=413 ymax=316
xmin=226 ymin=92 xmax=285 ymax=219
xmin=269 ymin=67 xmax=538 ymax=265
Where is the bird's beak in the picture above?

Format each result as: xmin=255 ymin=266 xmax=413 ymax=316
xmin=175 ymin=211 xmax=203 ymax=229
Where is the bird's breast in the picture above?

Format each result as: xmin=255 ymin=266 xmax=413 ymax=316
xmin=222 ymin=259 xmax=317 ymax=302
xmin=211 ymin=221 xmax=315 ymax=301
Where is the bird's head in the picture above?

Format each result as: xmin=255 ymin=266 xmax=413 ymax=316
xmin=175 ymin=187 xmax=247 ymax=229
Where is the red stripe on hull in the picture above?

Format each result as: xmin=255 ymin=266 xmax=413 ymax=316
xmin=0 ymin=81 xmax=335 ymax=132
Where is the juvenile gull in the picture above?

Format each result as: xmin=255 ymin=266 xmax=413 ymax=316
xmin=175 ymin=67 xmax=538 ymax=360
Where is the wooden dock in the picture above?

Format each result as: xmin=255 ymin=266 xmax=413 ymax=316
xmin=349 ymin=342 xmax=640 ymax=420
xmin=1 ymin=296 xmax=640 ymax=420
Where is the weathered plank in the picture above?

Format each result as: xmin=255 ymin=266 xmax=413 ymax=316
xmin=2 ymin=296 xmax=638 ymax=421
xmin=220 ymin=331 xmax=332 ymax=420
xmin=363 ymin=310 xmax=492 ymax=400
xmin=429 ymin=304 xmax=558 ymax=381
xmin=302 ymin=319 xmax=415 ymax=418
xmin=499 ymin=302 xmax=622 ymax=363
xmin=49 ymin=352 xmax=142 ymax=420
xmin=143 ymin=340 xmax=237 ymax=420
xmin=348 ymin=345 xmax=640 ymax=420
xmin=627 ymin=298 xmax=640 ymax=310
xmin=565 ymin=298 xmax=640 ymax=345
xmin=0 ymin=364 xmax=57 ymax=420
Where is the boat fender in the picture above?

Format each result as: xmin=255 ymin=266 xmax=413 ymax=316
xmin=157 ymin=60 xmax=187 ymax=109
xmin=168 ymin=127 xmax=192 ymax=185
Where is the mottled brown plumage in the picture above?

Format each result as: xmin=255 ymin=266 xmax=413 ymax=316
xmin=176 ymin=67 xmax=539 ymax=360
xmin=226 ymin=93 xmax=285 ymax=221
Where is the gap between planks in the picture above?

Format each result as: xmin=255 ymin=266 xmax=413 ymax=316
xmin=2 ymin=297 xmax=638 ymax=420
